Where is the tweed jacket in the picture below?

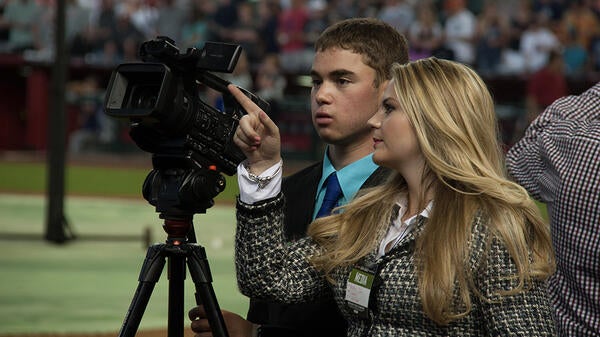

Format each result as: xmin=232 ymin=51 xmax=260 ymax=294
xmin=246 ymin=163 xmax=391 ymax=337
xmin=235 ymin=194 xmax=557 ymax=337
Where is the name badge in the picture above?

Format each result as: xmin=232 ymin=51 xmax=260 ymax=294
xmin=345 ymin=267 xmax=375 ymax=319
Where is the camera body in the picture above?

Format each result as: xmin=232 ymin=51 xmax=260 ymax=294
xmin=104 ymin=37 xmax=269 ymax=176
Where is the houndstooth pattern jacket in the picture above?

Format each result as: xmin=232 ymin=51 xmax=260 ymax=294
xmin=235 ymin=194 xmax=557 ymax=337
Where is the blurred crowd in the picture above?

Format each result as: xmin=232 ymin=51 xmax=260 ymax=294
xmin=2 ymin=0 xmax=600 ymax=78
xmin=1 ymin=0 xmax=599 ymax=153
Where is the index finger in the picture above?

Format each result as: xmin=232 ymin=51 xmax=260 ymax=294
xmin=227 ymin=84 xmax=263 ymax=117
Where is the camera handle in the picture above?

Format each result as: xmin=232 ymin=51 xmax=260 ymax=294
xmin=118 ymin=217 xmax=229 ymax=337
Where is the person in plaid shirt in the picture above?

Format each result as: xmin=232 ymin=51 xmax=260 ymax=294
xmin=507 ymin=82 xmax=600 ymax=336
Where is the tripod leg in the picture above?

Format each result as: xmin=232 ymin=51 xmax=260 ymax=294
xmin=187 ymin=244 xmax=229 ymax=337
xmin=119 ymin=244 xmax=166 ymax=337
xmin=167 ymin=253 xmax=186 ymax=337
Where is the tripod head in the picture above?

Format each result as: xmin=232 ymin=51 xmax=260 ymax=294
xmin=142 ymin=151 xmax=225 ymax=240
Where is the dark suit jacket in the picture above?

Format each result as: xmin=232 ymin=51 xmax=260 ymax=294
xmin=247 ymin=161 xmax=390 ymax=337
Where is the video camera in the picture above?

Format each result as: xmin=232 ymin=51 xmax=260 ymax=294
xmin=104 ymin=37 xmax=269 ymax=216
xmin=104 ymin=36 xmax=269 ymax=176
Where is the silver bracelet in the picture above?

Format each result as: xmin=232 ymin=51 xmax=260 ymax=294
xmin=244 ymin=161 xmax=282 ymax=189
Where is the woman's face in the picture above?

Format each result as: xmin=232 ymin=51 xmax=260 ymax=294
xmin=368 ymin=80 xmax=422 ymax=172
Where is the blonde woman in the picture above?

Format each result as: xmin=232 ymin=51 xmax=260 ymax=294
xmin=230 ymin=57 xmax=556 ymax=336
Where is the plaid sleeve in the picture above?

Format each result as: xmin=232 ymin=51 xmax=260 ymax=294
xmin=506 ymin=82 xmax=600 ymax=203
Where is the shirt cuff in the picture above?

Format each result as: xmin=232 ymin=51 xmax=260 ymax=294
xmin=238 ymin=160 xmax=282 ymax=204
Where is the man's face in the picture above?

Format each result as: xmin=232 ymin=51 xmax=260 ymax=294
xmin=310 ymin=48 xmax=385 ymax=147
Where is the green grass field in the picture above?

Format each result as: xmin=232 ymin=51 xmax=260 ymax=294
xmin=0 ymin=161 xmax=240 ymax=200
xmin=0 ymin=160 xmax=245 ymax=335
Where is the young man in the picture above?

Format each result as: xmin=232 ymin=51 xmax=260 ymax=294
xmin=189 ymin=18 xmax=409 ymax=337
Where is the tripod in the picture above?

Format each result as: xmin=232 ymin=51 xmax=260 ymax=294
xmin=118 ymin=216 xmax=229 ymax=337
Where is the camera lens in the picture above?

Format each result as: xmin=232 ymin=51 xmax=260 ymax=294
xmin=129 ymin=85 xmax=159 ymax=110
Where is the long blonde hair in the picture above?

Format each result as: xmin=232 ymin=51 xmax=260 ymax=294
xmin=308 ymin=58 xmax=555 ymax=325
